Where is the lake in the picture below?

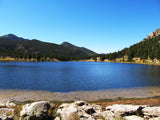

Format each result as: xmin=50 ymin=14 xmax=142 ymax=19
xmin=0 ymin=62 xmax=160 ymax=92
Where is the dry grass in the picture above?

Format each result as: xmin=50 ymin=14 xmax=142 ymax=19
xmin=68 ymin=112 xmax=80 ymax=120
xmin=13 ymin=103 xmax=23 ymax=120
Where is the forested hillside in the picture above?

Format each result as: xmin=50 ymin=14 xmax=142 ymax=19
xmin=61 ymin=42 xmax=96 ymax=56
xmin=0 ymin=34 xmax=95 ymax=61
xmin=94 ymin=28 xmax=160 ymax=63
xmin=1 ymin=28 xmax=160 ymax=63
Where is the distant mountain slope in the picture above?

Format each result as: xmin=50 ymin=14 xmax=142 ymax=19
xmin=0 ymin=34 xmax=96 ymax=61
xmin=0 ymin=34 xmax=24 ymax=40
xmin=61 ymin=42 xmax=97 ymax=56
xmin=96 ymin=28 xmax=160 ymax=62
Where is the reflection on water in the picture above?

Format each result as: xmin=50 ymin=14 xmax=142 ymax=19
xmin=0 ymin=62 xmax=160 ymax=92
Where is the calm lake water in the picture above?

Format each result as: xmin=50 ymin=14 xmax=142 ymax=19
xmin=0 ymin=62 xmax=160 ymax=92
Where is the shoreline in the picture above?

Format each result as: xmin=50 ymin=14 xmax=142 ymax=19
xmin=102 ymin=61 xmax=160 ymax=66
xmin=79 ymin=60 xmax=160 ymax=66
xmin=1 ymin=60 xmax=160 ymax=66
xmin=0 ymin=86 xmax=160 ymax=102
xmin=1 ymin=87 xmax=160 ymax=120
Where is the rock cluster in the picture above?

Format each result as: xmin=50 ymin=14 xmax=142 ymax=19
xmin=146 ymin=28 xmax=160 ymax=39
xmin=56 ymin=102 xmax=160 ymax=120
xmin=56 ymin=101 xmax=102 ymax=120
xmin=0 ymin=101 xmax=160 ymax=120
xmin=0 ymin=101 xmax=16 ymax=120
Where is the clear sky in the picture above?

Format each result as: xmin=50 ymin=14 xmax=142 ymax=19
xmin=0 ymin=0 xmax=160 ymax=53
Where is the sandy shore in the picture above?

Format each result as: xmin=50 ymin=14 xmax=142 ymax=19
xmin=0 ymin=86 xmax=160 ymax=102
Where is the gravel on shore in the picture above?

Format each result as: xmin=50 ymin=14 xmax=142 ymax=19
xmin=0 ymin=86 xmax=160 ymax=102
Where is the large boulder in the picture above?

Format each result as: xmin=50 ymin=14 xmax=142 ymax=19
xmin=0 ymin=102 xmax=5 ymax=108
xmin=54 ymin=116 xmax=61 ymax=120
xmin=105 ymin=104 xmax=145 ymax=116
xmin=0 ymin=115 xmax=13 ymax=120
xmin=149 ymin=32 xmax=155 ymax=38
xmin=142 ymin=107 xmax=160 ymax=117
xmin=155 ymin=28 xmax=160 ymax=36
xmin=20 ymin=101 xmax=50 ymax=120
xmin=56 ymin=103 xmax=78 ymax=120
xmin=74 ymin=101 xmax=87 ymax=106
xmin=0 ymin=101 xmax=15 ymax=120
xmin=57 ymin=101 xmax=102 ymax=120
xmin=0 ymin=101 xmax=15 ymax=108
xmin=100 ymin=111 xmax=116 ymax=120
xmin=0 ymin=108 xmax=14 ymax=120
xmin=149 ymin=117 xmax=160 ymax=120
xmin=124 ymin=115 xmax=144 ymax=120
xmin=146 ymin=28 xmax=160 ymax=39
xmin=5 ymin=101 xmax=16 ymax=108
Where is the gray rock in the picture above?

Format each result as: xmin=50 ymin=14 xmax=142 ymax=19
xmin=101 ymin=111 xmax=116 ymax=120
xmin=0 ymin=115 xmax=7 ymax=120
xmin=84 ymin=106 xmax=95 ymax=115
xmin=75 ymin=101 xmax=86 ymax=106
xmin=54 ymin=116 xmax=61 ymax=120
xmin=0 ymin=102 xmax=14 ymax=120
xmin=149 ymin=117 xmax=160 ymax=120
xmin=142 ymin=107 xmax=160 ymax=117
xmin=149 ymin=32 xmax=155 ymax=38
xmin=0 ymin=108 xmax=14 ymax=116
xmin=124 ymin=115 xmax=144 ymax=120
xmin=5 ymin=101 xmax=16 ymax=108
xmin=20 ymin=101 xmax=50 ymax=120
xmin=57 ymin=101 xmax=102 ymax=120
xmin=105 ymin=104 xmax=144 ymax=116
xmin=155 ymin=28 xmax=160 ymax=36
xmin=146 ymin=28 xmax=160 ymax=39
xmin=0 ymin=115 xmax=13 ymax=120
xmin=79 ymin=103 xmax=102 ymax=119
xmin=0 ymin=101 xmax=15 ymax=108
xmin=0 ymin=102 xmax=5 ymax=108
xmin=57 ymin=103 xmax=78 ymax=120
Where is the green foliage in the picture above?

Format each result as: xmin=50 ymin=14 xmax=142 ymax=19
xmin=0 ymin=38 xmax=93 ymax=61
xmin=14 ymin=103 xmax=23 ymax=120
xmin=95 ymin=35 xmax=160 ymax=61
xmin=61 ymin=42 xmax=96 ymax=56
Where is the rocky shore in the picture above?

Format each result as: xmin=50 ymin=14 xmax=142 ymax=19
xmin=0 ymin=87 xmax=160 ymax=119
xmin=0 ymin=100 xmax=160 ymax=120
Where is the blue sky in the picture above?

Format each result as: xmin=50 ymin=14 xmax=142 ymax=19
xmin=0 ymin=0 xmax=160 ymax=53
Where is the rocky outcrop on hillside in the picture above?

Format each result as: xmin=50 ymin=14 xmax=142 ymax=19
xmin=146 ymin=28 xmax=160 ymax=39
xmin=0 ymin=101 xmax=160 ymax=120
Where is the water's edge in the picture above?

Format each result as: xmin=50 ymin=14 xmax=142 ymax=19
xmin=0 ymin=86 xmax=160 ymax=102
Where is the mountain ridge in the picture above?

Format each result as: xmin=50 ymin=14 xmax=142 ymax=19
xmin=0 ymin=34 xmax=25 ymax=40
xmin=0 ymin=34 xmax=96 ymax=61
xmin=61 ymin=42 xmax=96 ymax=56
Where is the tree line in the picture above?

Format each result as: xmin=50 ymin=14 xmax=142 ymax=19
xmin=0 ymin=48 xmax=90 ymax=61
xmin=92 ymin=35 xmax=160 ymax=62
